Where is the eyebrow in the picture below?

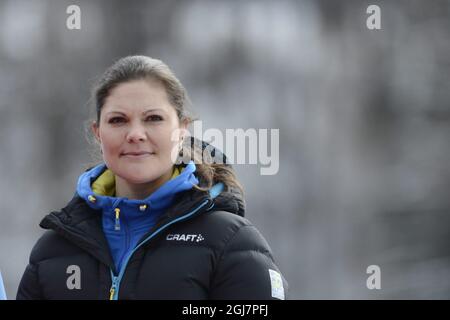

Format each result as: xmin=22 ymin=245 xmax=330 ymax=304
xmin=143 ymin=108 xmax=165 ymax=115
xmin=105 ymin=108 xmax=166 ymax=116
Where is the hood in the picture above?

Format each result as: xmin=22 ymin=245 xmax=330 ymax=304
xmin=184 ymin=137 xmax=246 ymax=217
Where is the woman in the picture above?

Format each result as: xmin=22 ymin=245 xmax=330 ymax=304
xmin=17 ymin=56 xmax=288 ymax=300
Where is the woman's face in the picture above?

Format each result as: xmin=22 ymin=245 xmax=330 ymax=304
xmin=92 ymin=79 xmax=186 ymax=184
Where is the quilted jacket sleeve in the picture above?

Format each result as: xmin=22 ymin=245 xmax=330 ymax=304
xmin=16 ymin=234 xmax=49 ymax=300
xmin=209 ymin=224 xmax=288 ymax=300
xmin=16 ymin=262 xmax=42 ymax=300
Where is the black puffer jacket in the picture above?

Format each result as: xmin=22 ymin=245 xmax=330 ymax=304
xmin=17 ymin=142 xmax=288 ymax=300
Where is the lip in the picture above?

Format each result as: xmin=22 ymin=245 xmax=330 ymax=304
xmin=121 ymin=151 xmax=155 ymax=158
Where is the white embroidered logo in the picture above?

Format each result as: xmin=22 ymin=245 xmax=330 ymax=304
xmin=166 ymin=234 xmax=205 ymax=243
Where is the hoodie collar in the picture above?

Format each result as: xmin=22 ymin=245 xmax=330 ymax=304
xmin=76 ymin=161 xmax=199 ymax=213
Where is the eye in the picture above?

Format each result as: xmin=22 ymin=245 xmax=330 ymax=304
xmin=109 ymin=117 xmax=125 ymax=124
xmin=146 ymin=115 xmax=163 ymax=121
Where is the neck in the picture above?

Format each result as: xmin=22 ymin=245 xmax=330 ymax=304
xmin=115 ymin=167 xmax=174 ymax=200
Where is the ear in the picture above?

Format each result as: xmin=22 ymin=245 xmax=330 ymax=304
xmin=91 ymin=121 xmax=101 ymax=143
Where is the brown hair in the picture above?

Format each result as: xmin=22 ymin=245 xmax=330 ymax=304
xmin=87 ymin=55 xmax=243 ymax=195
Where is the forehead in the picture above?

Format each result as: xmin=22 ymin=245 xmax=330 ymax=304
xmin=103 ymin=79 xmax=174 ymax=114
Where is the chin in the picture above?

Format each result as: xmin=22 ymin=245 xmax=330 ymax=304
xmin=117 ymin=168 xmax=160 ymax=184
xmin=109 ymin=156 xmax=172 ymax=184
xmin=116 ymin=161 xmax=168 ymax=184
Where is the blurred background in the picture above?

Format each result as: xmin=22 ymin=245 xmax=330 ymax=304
xmin=0 ymin=0 xmax=449 ymax=299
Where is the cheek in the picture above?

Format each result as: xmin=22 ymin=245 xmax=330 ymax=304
xmin=157 ymin=123 xmax=182 ymax=147
xmin=100 ymin=130 xmax=121 ymax=154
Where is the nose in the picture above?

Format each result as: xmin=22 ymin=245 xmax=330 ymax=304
xmin=126 ymin=123 xmax=147 ymax=143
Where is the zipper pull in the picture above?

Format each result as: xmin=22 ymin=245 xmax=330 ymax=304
xmin=114 ymin=208 xmax=121 ymax=231
xmin=109 ymin=276 xmax=118 ymax=300
xmin=109 ymin=286 xmax=116 ymax=300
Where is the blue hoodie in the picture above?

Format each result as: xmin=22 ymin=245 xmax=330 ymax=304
xmin=76 ymin=161 xmax=199 ymax=273
xmin=0 ymin=270 xmax=6 ymax=300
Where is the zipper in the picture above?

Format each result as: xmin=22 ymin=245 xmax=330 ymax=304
xmin=109 ymin=275 xmax=119 ymax=300
xmin=112 ymin=199 xmax=122 ymax=232
xmin=108 ymin=198 xmax=210 ymax=300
